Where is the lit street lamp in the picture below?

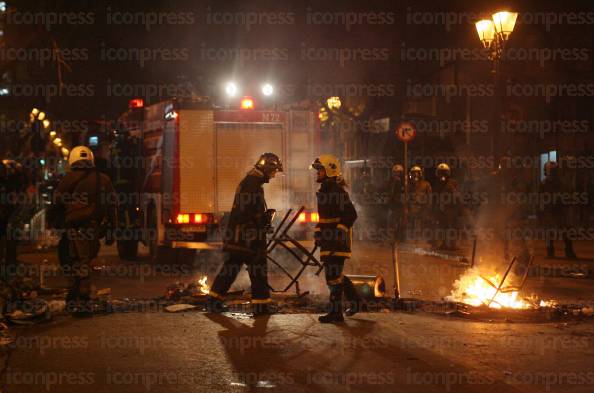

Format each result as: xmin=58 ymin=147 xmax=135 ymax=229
xmin=475 ymin=11 xmax=518 ymax=158
xmin=476 ymin=11 xmax=517 ymax=66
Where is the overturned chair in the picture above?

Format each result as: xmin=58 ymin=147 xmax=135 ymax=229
xmin=265 ymin=206 xmax=324 ymax=295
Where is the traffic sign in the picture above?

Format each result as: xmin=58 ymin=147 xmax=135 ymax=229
xmin=396 ymin=121 xmax=416 ymax=142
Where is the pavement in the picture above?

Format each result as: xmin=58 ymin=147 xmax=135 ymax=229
xmin=2 ymin=238 xmax=593 ymax=393
xmin=3 ymin=308 xmax=594 ymax=393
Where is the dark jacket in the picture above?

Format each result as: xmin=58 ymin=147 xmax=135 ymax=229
xmin=223 ymin=168 xmax=268 ymax=255
xmin=315 ymin=178 xmax=357 ymax=258
xmin=409 ymin=179 xmax=432 ymax=216
xmin=48 ymin=165 xmax=116 ymax=230
xmin=433 ymin=178 xmax=460 ymax=218
xmin=389 ymin=178 xmax=405 ymax=211
xmin=538 ymin=175 xmax=566 ymax=227
xmin=0 ymin=164 xmax=26 ymax=234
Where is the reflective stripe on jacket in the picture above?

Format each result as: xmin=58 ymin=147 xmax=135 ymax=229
xmin=315 ymin=178 xmax=357 ymax=258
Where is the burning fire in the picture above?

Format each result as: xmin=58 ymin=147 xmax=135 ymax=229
xmin=198 ymin=276 xmax=210 ymax=295
xmin=447 ymin=268 xmax=531 ymax=309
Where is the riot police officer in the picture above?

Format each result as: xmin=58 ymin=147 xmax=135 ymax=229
xmin=432 ymin=163 xmax=461 ymax=250
xmin=48 ymin=146 xmax=117 ymax=314
xmin=408 ymin=165 xmax=432 ymax=243
xmin=207 ymin=153 xmax=283 ymax=315
xmin=311 ymin=155 xmax=360 ymax=323
xmin=488 ymin=156 xmax=531 ymax=264
xmin=538 ymin=161 xmax=577 ymax=259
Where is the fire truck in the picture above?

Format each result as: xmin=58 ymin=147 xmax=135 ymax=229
xmin=110 ymin=97 xmax=320 ymax=260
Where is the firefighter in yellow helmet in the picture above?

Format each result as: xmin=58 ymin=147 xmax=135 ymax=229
xmin=207 ymin=153 xmax=283 ymax=315
xmin=310 ymin=154 xmax=360 ymax=323
xmin=48 ymin=146 xmax=117 ymax=315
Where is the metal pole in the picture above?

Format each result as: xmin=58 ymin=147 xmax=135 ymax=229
xmin=392 ymin=241 xmax=401 ymax=300
xmin=403 ymin=141 xmax=408 ymax=227
xmin=398 ymin=142 xmax=408 ymax=241
xmin=470 ymin=235 xmax=477 ymax=267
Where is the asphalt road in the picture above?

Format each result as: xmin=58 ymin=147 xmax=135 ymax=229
xmin=3 ymin=310 xmax=594 ymax=393
xmin=5 ymin=239 xmax=593 ymax=393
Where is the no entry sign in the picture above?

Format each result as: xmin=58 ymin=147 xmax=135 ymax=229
xmin=396 ymin=121 xmax=416 ymax=142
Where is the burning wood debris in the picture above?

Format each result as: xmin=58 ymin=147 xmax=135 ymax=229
xmin=164 ymin=276 xmax=211 ymax=301
xmin=446 ymin=268 xmax=555 ymax=310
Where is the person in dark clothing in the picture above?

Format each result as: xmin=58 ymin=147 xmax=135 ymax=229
xmin=48 ymin=146 xmax=117 ymax=314
xmin=486 ymin=157 xmax=531 ymax=263
xmin=432 ymin=163 xmax=461 ymax=250
xmin=207 ymin=153 xmax=283 ymax=315
xmin=408 ymin=165 xmax=432 ymax=243
xmin=538 ymin=161 xmax=577 ymax=259
xmin=0 ymin=160 xmax=26 ymax=278
xmin=311 ymin=154 xmax=361 ymax=323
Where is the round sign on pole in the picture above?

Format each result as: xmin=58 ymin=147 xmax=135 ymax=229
xmin=396 ymin=121 xmax=416 ymax=142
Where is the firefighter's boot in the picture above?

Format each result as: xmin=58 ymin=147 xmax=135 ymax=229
xmin=319 ymin=284 xmax=344 ymax=323
xmin=67 ymin=277 xmax=93 ymax=316
xmin=252 ymin=301 xmax=275 ymax=316
xmin=343 ymin=277 xmax=362 ymax=317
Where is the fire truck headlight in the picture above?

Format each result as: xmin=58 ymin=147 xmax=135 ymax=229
xmin=225 ymin=82 xmax=238 ymax=97
xmin=261 ymin=83 xmax=274 ymax=96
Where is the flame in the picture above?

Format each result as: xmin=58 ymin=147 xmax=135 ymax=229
xmin=198 ymin=276 xmax=209 ymax=295
xmin=447 ymin=268 xmax=530 ymax=309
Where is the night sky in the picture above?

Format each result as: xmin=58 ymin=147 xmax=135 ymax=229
xmin=2 ymin=0 xmax=593 ymax=123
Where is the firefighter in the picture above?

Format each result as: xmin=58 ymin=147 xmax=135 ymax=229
xmin=432 ymin=163 xmax=461 ymax=250
xmin=48 ymin=146 xmax=117 ymax=314
xmin=207 ymin=153 xmax=283 ymax=315
xmin=389 ymin=164 xmax=405 ymax=242
xmin=538 ymin=161 xmax=577 ymax=259
xmin=311 ymin=154 xmax=360 ymax=323
xmin=408 ymin=165 xmax=432 ymax=243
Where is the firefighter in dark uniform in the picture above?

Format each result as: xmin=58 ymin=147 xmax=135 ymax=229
xmin=408 ymin=165 xmax=432 ymax=243
xmin=48 ymin=146 xmax=117 ymax=314
xmin=207 ymin=153 xmax=283 ymax=315
xmin=538 ymin=161 xmax=577 ymax=259
xmin=311 ymin=154 xmax=360 ymax=323
xmin=432 ymin=163 xmax=461 ymax=250
xmin=389 ymin=164 xmax=405 ymax=242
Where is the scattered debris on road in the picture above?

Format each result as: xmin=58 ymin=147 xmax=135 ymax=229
xmin=165 ymin=304 xmax=198 ymax=313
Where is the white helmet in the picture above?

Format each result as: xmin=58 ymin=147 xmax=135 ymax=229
xmin=68 ymin=146 xmax=94 ymax=167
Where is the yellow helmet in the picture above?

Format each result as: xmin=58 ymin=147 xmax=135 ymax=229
xmin=68 ymin=146 xmax=94 ymax=167
xmin=310 ymin=154 xmax=341 ymax=177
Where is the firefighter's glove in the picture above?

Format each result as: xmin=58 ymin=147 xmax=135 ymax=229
xmin=314 ymin=228 xmax=322 ymax=247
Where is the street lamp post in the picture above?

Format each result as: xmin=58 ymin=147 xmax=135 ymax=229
xmin=475 ymin=11 xmax=518 ymax=159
